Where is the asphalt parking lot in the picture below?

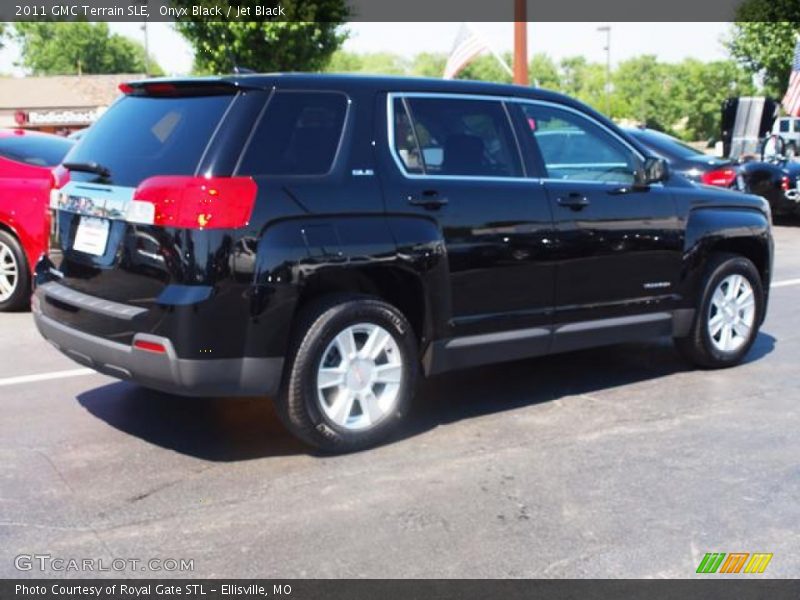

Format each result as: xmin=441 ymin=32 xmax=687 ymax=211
xmin=2 ymin=223 xmax=800 ymax=579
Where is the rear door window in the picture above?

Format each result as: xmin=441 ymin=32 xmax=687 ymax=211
xmin=0 ymin=134 xmax=73 ymax=167
xmin=393 ymin=96 xmax=522 ymax=178
xmin=64 ymin=94 xmax=235 ymax=187
xmin=238 ymin=91 xmax=349 ymax=176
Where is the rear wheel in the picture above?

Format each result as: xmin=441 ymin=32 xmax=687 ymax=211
xmin=0 ymin=230 xmax=30 ymax=312
xmin=675 ymin=254 xmax=763 ymax=368
xmin=276 ymin=295 xmax=418 ymax=452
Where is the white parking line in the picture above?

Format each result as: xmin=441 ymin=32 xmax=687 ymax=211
xmin=0 ymin=368 xmax=95 ymax=388
xmin=772 ymin=278 xmax=800 ymax=289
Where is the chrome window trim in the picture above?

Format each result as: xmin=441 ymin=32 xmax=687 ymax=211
xmin=386 ymin=92 xmax=647 ymax=183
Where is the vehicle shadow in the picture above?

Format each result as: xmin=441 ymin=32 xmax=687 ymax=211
xmin=77 ymin=383 xmax=307 ymax=460
xmin=401 ymin=332 xmax=775 ymax=441
xmin=76 ymin=332 xmax=776 ymax=461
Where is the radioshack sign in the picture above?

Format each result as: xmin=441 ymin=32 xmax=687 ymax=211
xmin=14 ymin=107 xmax=105 ymax=126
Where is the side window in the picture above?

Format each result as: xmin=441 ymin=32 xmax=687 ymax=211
xmin=238 ymin=91 xmax=348 ymax=176
xmin=392 ymin=96 xmax=522 ymax=177
xmin=519 ymin=104 xmax=638 ymax=185
xmin=780 ymin=119 xmax=790 ymax=133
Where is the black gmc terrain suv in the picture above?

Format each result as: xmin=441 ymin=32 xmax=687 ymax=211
xmin=34 ymin=75 xmax=773 ymax=451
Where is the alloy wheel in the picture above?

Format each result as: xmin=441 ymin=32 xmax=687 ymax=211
xmin=0 ymin=241 xmax=19 ymax=302
xmin=707 ymin=274 xmax=756 ymax=353
xmin=316 ymin=322 xmax=403 ymax=431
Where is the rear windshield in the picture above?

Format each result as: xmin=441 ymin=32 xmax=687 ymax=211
xmin=64 ymin=94 xmax=234 ymax=187
xmin=0 ymin=134 xmax=73 ymax=167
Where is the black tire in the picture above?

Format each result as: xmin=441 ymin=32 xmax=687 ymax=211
xmin=0 ymin=230 xmax=30 ymax=312
xmin=674 ymin=253 xmax=764 ymax=368
xmin=275 ymin=295 xmax=419 ymax=453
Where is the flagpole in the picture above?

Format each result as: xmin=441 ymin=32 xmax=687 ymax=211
xmin=513 ymin=0 xmax=529 ymax=85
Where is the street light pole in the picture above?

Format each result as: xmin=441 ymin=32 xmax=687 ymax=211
xmin=597 ymin=25 xmax=611 ymax=115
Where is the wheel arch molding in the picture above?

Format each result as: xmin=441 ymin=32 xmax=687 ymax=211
xmin=249 ymin=215 xmax=451 ymax=357
xmin=682 ymin=207 xmax=772 ymax=310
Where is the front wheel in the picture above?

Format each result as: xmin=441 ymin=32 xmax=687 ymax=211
xmin=675 ymin=254 xmax=764 ymax=368
xmin=276 ymin=296 xmax=419 ymax=452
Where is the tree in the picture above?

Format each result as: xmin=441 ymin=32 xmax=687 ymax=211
xmin=327 ymin=51 xmax=408 ymax=75
xmin=559 ymin=56 xmax=608 ymax=111
xmin=728 ymin=5 xmax=800 ymax=97
xmin=409 ymin=53 xmax=447 ymax=78
xmin=0 ymin=23 xmax=6 ymax=50
xmin=528 ymin=53 xmax=560 ymax=90
xmin=671 ymin=59 xmax=755 ymax=140
xmin=458 ymin=53 xmax=512 ymax=83
xmin=13 ymin=22 xmax=162 ymax=75
xmin=612 ymin=55 xmax=678 ymax=130
xmin=173 ymin=0 xmax=348 ymax=74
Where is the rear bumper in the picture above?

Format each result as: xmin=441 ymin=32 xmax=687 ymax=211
xmin=33 ymin=305 xmax=283 ymax=398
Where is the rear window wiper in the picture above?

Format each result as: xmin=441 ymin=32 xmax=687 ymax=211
xmin=63 ymin=161 xmax=112 ymax=179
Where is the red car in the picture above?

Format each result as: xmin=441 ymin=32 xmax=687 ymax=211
xmin=0 ymin=129 xmax=73 ymax=311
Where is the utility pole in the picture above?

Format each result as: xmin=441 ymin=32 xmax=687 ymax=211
xmin=513 ymin=0 xmax=528 ymax=86
xmin=597 ymin=25 xmax=611 ymax=115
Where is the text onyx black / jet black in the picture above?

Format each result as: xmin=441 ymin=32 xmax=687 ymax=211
xmin=34 ymin=74 xmax=773 ymax=452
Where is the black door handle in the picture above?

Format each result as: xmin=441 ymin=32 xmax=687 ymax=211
xmin=408 ymin=190 xmax=448 ymax=210
xmin=557 ymin=193 xmax=590 ymax=210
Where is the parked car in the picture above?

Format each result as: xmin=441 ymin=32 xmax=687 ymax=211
xmin=624 ymin=127 xmax=731 ymax=183
xmin=0 ymin=129 xmax=73 ymax=311
xmin=629 ymin=127 xmax=800 ymax=217
xmin=772 ymin=116 xmax=800 ymax=158
xmin=735 ymin=151 xmax=800 ymax=218
xmin=34 ymin=75 xmax=773 ymax=451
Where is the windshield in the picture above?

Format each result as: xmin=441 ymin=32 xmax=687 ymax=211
xmin=63 ymin=94 xmax=235 ymax=187
xmin=630 ymin=129 xmax=705 ymax=161
xmin=0 ymin=134 xmax=73 ymax=167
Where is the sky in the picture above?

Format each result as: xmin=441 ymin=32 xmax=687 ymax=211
xmin=0 ymin=22 xmax=732 ymax=76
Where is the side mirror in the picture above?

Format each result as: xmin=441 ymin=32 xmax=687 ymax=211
xmin=640 ymin=156 xmax=669 ymax=185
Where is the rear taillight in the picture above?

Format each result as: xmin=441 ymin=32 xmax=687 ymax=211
xmin=128 ymin=176 xmax=257 ymax=230
xmin=781 ymin=175 xmax=791 ymax=191
xmin=49 ymin=165 xmax=70 ymax=209
xmin=701 ymin=168 xmax=737 ymax=187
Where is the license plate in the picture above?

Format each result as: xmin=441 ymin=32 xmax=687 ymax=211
xmin=73 ymin=217 xmax=110 ymax=256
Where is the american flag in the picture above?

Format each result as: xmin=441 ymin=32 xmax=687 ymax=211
xmin=443 ymin=24 xmax=488 ymax=80
xmin=782 ymin=37 xmax=800 ymax=116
